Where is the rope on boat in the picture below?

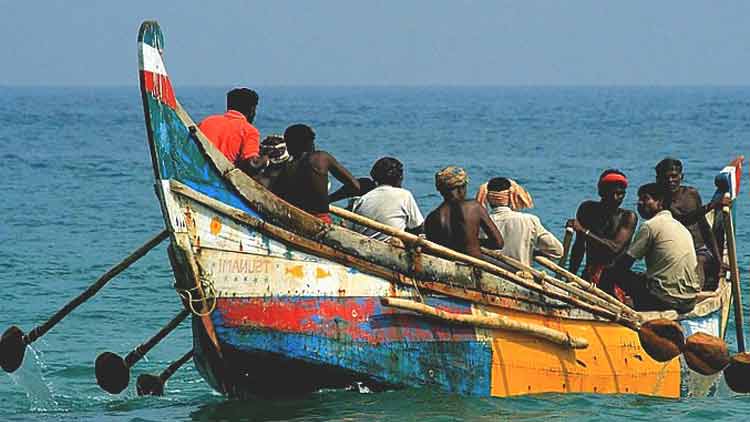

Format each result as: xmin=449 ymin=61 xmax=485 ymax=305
xmin=175 ymin=275 xmax=217 ymax=317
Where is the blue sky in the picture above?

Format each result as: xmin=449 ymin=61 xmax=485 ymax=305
xmin=3 ymin=1 xmax=750 ymax=86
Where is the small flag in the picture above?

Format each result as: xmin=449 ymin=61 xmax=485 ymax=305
xmin=713 ymin=156 xmax=744 ymax=201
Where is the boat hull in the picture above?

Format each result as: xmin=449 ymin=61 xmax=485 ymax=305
xmin=136 ymin=20 xmax=732 ymax=399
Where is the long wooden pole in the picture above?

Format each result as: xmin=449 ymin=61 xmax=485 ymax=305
xmin=0 ymin=230 xmax=169 ymax=373
xmin=331 ymin=205 xmax=642 ymax=327
xmin=534 ymin=255 xmax=634 ymax=313
xmin=137 ymin=349 xmax=194 ymax=396
xmin=381 ymin=297 xmax=589 ymax=349
xmin=559 ymin=227 xmax=575 ymax=266
xmin=95 ymin=309 xmax=190 ymax=394
xmin=723 ymin=195 xmax=745 ymax=352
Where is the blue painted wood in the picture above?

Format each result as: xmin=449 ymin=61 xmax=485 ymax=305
xmin=144 ymin=94 xmax=260 ymax=216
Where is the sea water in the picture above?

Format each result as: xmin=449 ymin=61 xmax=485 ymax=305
xmin=1 ymin=86 xmax=750 ymax=421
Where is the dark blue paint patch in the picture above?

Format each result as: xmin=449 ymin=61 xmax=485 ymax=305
xmin=215 ymin=326 xmax=492 ymax=396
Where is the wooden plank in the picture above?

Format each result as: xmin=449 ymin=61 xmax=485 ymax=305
xmin=381 ymin=297 xmax=589 ymax=349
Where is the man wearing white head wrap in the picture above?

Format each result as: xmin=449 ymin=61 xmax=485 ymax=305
xmin=479 ymin=177 xmax=562 ymax=266
xmin=255 ymin=135 xmax=292 ymax=192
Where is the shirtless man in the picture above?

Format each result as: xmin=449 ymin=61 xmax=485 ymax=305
xmin=655 ymin=158 xmax=723 ymax=289
xmin=424 ymin=166 xmax=503 ymax=258
xmin=277 ymin=124 xmax=359 ymax=223
xmin=568 ymin=169 xmax=638 ymax=299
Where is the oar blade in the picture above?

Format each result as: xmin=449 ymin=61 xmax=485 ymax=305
xmin=0 ymin=326 xmax=26 ymax=373
xmin=724 ymin=352 xmax=750 ymax=393
xmin=136 ymin=373 xmax=165 ymax=396
xmin=95 ymin=352 xmax=130 ymax=394
xmin=683 ymin=332 xmax=730 ymax=375
xmin=638 ymin=319 xmax=685 ymax=362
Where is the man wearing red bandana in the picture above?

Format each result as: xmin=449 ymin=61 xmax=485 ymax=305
xmin=567 ymin=169 xmax=638 ymax=302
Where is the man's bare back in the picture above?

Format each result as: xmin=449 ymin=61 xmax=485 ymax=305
xmin=278 ymin=124 xmax=359 ymax=216
xmin=425 ymin=166 xmax=503 ymax=258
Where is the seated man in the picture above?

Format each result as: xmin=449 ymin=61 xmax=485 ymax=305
xmin=655 ymin=158 xmax=723 ymax=290
xmin=480 ymin=177 xmax=562 ymax=266
xmin=424 ymin=166 xmax=503 ymax=258
xmin=276 ymin=124 xmax=359 ymax=223
xmin=351 ymin=157 xmax=424 ymax=240
xmin=255 ymin=135 xmax=291 ymax=192
xmin=198 ymin=87 xmax=267 ymax=174
xmin=568 ymin=169 xmax=638 ymax=300
xmin=610 ymin=183 xmax=701 ymax=313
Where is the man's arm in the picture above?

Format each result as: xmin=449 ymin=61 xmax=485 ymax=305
xmin=672 ymin=188 xmax=731 ymax=226
xmin=568 ymin=203 xmax=590 ymax=274
xmin=569 ymin=211 xmax=637 ymax=257
xmin=609 ymin=253 xmax=636 ymax=275
xmin=328 ymin=179 xmax=365 ymax=203
xmin=406 ymin=224 xmax=424 ymax=235
xmin=478 ymin=205 xmax=504 ymax=250
xmin=533 ymin=220 xmax=564 ymax=260
xmin=324 ymin=153 xmax=360 ymax=193
xmin=238 ymin=155 xmax=269 ymax=177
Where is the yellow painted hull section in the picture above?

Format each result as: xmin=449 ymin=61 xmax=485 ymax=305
xmin=484 ymin=307 xmax=680 ymax=397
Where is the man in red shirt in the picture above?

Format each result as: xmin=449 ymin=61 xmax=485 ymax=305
xmin=199 ymin=88 xmax=266 ymax=174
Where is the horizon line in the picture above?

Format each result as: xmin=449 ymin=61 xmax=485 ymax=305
xmin=3 ymin=83 xmax=750 ymax=89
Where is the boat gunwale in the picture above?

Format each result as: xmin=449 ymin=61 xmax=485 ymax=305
xmin=167 ymin=178 xmax=730 ymax=324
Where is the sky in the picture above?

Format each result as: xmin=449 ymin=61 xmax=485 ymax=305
xmin=2 ymin=1 xmax=750 ymax=86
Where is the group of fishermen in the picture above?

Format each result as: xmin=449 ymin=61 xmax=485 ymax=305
xmin=201 ymin=87 xmax=730 ymax=315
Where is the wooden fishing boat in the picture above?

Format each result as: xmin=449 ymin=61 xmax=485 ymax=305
xmin=137 ymin=21 xmax=735 ymax=399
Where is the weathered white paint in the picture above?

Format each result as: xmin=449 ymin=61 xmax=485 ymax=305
xmin=139 ymin=42 xmax=168 ymax=75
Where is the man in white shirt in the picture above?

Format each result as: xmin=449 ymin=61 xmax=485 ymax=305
xmin=352 ymin=157 xmax=424 ymax=241
xmin=482 ymin=177 xmax=563 ymax=266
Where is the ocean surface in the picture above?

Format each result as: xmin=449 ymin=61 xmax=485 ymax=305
xmin=2 ymin=86 xmax=750 ymax=421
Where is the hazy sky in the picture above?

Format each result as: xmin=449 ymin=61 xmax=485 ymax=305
xmin=3 ymin=1 xmax=750 ymax=86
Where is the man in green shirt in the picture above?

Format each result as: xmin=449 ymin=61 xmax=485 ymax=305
xmin=610 ymin=183 xmax=701 ymax=313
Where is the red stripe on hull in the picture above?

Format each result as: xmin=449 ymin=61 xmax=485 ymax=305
xmin=215 ymin=297 xmax=478 ymax=343
xmin=142 ymin=70 xmax=176 ymax=108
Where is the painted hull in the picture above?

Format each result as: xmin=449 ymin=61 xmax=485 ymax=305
xmin=137 ymin=21 xmax=732 ymax=399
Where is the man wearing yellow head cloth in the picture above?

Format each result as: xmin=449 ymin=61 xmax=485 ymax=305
xmin=425 ymin=166 xmax=504 ymax=258
xmin=479 ymin=177 xmax=563 ymax=266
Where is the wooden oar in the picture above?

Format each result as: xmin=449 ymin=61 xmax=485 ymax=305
xmin=534 ymin=252 xmax=732 ymax=373
xmin=95 ymin=309 xmax=189 ymax=394
xmin=559 ymin=227 xmax=575 ymax=266
xmin=136 ymin=349 xmax=194 ymax=396
xmin=331 ymin=206 xmax=637 ymax=323
xmin=719 ymin=193 xmax=750 ymax=393
xmin=330 ymin=206 xmax=684 ymax=362
xmin=0 ymin=230 xmax=169 ymax=374
xmin=487 ymin=251 xmax=636 ymax=320
xmin=722 ymin=194 xmax=745 ymax=352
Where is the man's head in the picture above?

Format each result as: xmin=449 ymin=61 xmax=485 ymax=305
xmin=435 ymin=166 xmax=468 ymax=201
xmin=226 ymin=88 xmax=259 ymax=123
xmin=488 ymin=177 xmax=512 ymax=192
xmin=370 ymin=157 xmax=404 ymax=187
xmin=283 ymin=124 xmax=316 ymax=158
xmin=260 ymin=135 xmax=290 ymax=165
xmin=637 ymin=182 xmax=669 ymax=219
xmin=655 ymin=157 xmax=684 ymax=193
xmin=597 ymin=169 xmax=628 ymax=208
xmin=486 ymin=177 xmax=512 ymax=207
